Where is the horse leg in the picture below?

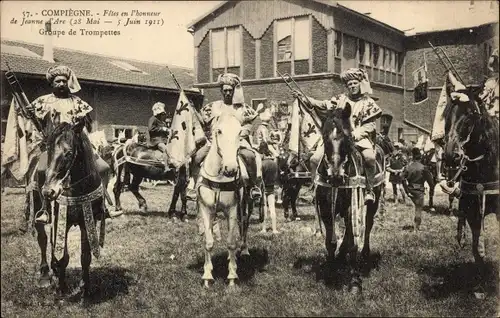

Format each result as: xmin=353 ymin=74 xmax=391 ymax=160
xmin=267 ymin=192 xmax=279 ymax=234
xmin=317 ymin=188 xmax=336 ymax=262
xmin=346 ymin=212 xmax=362 ymax=295
xmin=466 ymin=205 xmax=487 ymax=295
xmin=113 ymin=165 xmax=124 ymax=212
xmin=282 ymin=185 xmax=290 ymax=220
xmin=227 ymin=202 xmax=239 ymax=287
xmin=200 ymin=202 xmax=214 ymax=288
xmin=35 ymin=222 xmax=51 ymax=288
xmin=51 ymin=226 xmax=70 ymax=297
xmin=240 ymin=190 xmax=252 ymax=256
xmin=168 ymin=183 xmax=180 ymax=218
xmin=129 ymin=174 xmax=147 ymax=213
xmin=260 ymin=193 xmax=268 ymax=233
xmin=290 ymin=184 xmax=300 ymax=221
xmin=361 ymin=199 xmax=377 ymax=260
xmin=428 ymin=184 xmax=436 ymax=212
xmin=79 ymin=223 xmax=92 ymax=300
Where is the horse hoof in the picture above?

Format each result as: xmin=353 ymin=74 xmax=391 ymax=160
xmin=203 ymin=280 xmax=212 ymax=289
xmin=109 ymin=210 xmax=123 ymax=218
xmin=227 ymin=282 xmax=240 ymax=293
xmin=37 ymin=277 xmax=52 ymax=288
xmin=240 ymin=248 xmax=250 ymax=256
xmin=429 ymin=207 xmax=436 ymax=213
xmin=350 ymin=284 xmax=362 ymax=296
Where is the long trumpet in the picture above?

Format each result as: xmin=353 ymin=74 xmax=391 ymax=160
xmin=277 ymin=70 xmax=322 ymax=129
xmin=428 ymin=41 xmax=465 ymax=84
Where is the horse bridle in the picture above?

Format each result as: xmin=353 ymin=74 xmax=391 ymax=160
xmin=52 ymin=132 xmax=94 ymax=190
xmin=447 ymin=123 xmax=485 ymax=183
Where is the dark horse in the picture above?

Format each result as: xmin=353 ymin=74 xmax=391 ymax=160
xmin=111 ymin=141 xmax=188 ymax=220
xmin=314 ymin=105 xmax=390 ymax=294
xmin=39 ymin=121 xmax=106 ymax=300
xmin=277 ymin=149 xmax=317 ymax=222
xmin=441 ymin=86 xmax=499 ymax=293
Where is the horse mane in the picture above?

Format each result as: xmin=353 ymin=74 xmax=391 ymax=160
xmin=46 ymin=122 xmax=97 ymax=173
xmin=321 ymin=109 xmax=354 ymax=157
xmin=442 ymin=87 xmax=499 ymax=163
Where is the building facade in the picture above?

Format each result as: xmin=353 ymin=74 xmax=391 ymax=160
xmin=188 ymin=0 xmax=498 ymax=143
xmin=1 ymin=39 xmax=203 ymax=142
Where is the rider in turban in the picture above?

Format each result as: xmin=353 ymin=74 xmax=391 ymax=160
xmin=188 ymin=73 xmax=262 ymax=201
xmin=148 ymin=102 xmax=171 ymax=170
xmin=24 ymin=65 xmax=112 ymax=223
xmin=292 ymin=68 xmax=382 ymax=204
xmin=480 ymin=48 xmax=499 ymax=119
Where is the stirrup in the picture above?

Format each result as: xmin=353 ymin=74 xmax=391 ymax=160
xmin=34 ymin=210 xmax=50 ymax=224
xmin=186 ymin=188 xmax=197 ymax=200
xmin=365 ymin=191 xmax=375 ymax=204
xmin=251 ymin=186 xmax=262 ymax=201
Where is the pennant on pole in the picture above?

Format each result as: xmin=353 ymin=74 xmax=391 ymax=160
xmin=430 ymin=72 xmax=454 ymax=142
xmin=288 ymin=98 xmax=321 ymax=155
xmin=166 ymin=90 xmax=201 ymax=168
xmin=1 ymin=98 xmax=42 ymax=181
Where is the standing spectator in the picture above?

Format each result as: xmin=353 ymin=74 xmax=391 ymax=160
xmin=387 ymin=142 xmax=408 ymax=203
xmin=402 ymin=147 xmax=435 ymax=231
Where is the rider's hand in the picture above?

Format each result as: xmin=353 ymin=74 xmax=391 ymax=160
xmin=352 ymin=129 xmax=362 ymax=141
xmin=291 ymin=89 xmax=304 ymax=100
xmin=25 ymin=103 xmax=35 ymax=115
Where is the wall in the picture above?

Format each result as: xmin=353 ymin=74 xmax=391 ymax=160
xmin=403 ymin=25 xmax=495 ymax=132
xmin=1 ymin=74 xmax=203 ymax=142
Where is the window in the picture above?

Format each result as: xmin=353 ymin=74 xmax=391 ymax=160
xmin=385 ymin=48 xmax=391 ymax=71
xmin=211 ymin=27 xmax=241 ymax=69
xmin=334 ymin=31 xmax=342 ymax=57
xmin=276 ymin=16 xmax=311 ymax=61
xmin=358 ymin=39 xmax=365 ymax=65
xmin=211 ymin=29 xmax=225 ymax=68
xmin=277 ymin=19 xmax=292 ymax=61
xmin=390 ymin=51 xmax=396 ymax=72
xmin=364 ymin=42 xmax=371 ymax=66
xmin=294 ymin=17 xmax=310 ymax=60
xmin=372 ymin=44 xmax=380 ymax=67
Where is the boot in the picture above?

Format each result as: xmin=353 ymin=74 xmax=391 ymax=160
xmin=250 ymin=177 xmax=263 ymax=201
xmin=364 ymin=164 xmax=376 ymax=205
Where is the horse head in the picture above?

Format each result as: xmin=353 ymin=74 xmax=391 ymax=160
xmin=211 ymin=113 xmax=241 ymax=178
xmin=321 ymin=104 xmax=353 ymax=181
xmin=442 ymin=86 xmax=499 ymax=180
xmin=43 ymin=121 xmax=96 ymax=200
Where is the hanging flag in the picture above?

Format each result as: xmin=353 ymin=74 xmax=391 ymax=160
xmin=166 ymin=90 xmax=202 ymax=168
xmin=288 ymin=99 xmax=301 ymax=155
xmin=430 ymin=74 xmax=451 ymax=142
xmin=1 ymin=98 xmax=43 ymax=181
xmin=413 ymin=54 xmax=429 ymax=104
xmin=288 ymin=98 xmax=321 ymax=154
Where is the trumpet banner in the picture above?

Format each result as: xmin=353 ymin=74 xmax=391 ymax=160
xmin=1 ymin=98 xmax=42 ymax=181
xmin=166 ymin=90 xmax=203 ymax=168
xmin=288 ymin=98 xmax=321 ymax=154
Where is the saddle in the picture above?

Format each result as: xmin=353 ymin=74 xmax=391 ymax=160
xmin=119 ymin=141 xmax=168 ymax=168
xmin=315 ymin=145 xmax=385 ymax=189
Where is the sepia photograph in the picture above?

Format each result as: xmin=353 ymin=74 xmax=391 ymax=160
xmin=1 ymin=0 xmax=499 ymax=316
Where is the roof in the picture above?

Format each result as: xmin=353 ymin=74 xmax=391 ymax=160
xmin=186 ymin=0 xmax=403 ymax=34
xmin=1 ymin=39 xmax=200 ymax=93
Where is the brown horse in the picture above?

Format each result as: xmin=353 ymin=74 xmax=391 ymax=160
xmin=111 ymin=141 xmax=188 ymax=220
xmin=39 ymin=121 xmax=107 ymax=300
xmin=441 ymin=86 xmax=499 ymax=295
xmin=314 ymin=105 xmax=389 ymax=295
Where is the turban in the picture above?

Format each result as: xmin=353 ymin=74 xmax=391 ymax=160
xmin=217 ymin=73 xmax=244 ymax=104
xmin=340 ymin=68 xmax=372 ymax=95
xmin=46 ymin=65 xmax=81 ymax=93
xmin=152 ymin=102 xmax=166 ymax=116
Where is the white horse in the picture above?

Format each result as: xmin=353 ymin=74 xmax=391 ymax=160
xmin=197 ymin=113 xmax=246 ymax=288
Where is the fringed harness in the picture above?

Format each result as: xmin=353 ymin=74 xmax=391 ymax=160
xmin=314 ymin=146 xmax=385 ymax=248
xmin=53 ymin=183 xmax=106 ymax=261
